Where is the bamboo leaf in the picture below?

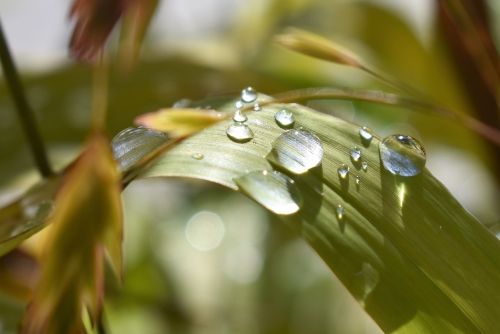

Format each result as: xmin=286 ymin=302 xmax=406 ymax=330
xmin=134 ymin=96 xmax=500 ymax=333
xmin=21 ymin=133 xmax=122 ymax=334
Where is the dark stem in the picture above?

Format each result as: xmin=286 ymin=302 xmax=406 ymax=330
xmin=0 ymin=21 xmax=53 ymax=177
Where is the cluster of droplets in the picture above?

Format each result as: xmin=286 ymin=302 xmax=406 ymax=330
xmin=224 ymin=90 xmax=427 ymax=219
xmin=226 ymin=87 xmax=259 ymax=143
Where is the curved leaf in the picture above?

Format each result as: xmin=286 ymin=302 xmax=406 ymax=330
xmin=0 ymin=177 xmax=60 ymax=256
xmin=137 ymin=97 xmax=500 ymax=333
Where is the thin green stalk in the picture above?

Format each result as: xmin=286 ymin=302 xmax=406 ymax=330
xmin=91 ymin=58 xmax=109 ymax=131
xmin=0 ymin=21 xmax=52 ymax=177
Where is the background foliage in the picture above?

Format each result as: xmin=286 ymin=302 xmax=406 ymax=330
xmin=0 ymin=0 xmax=499 ymax=333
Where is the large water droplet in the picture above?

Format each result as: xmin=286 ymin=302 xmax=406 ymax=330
xmin=359 ymin=126 xmax=373 ymax=144
xmin=266 ymin=129 xmax=323 ymax=174
xmin=275 ymin=109 xmax=295 ymax=128
xmin=379 ymin=134 xmax=426 ymax=177
xmin=336 ymin=205 xmax=345 ymax=220
xmin=235 ymin=170 xmax=302 ymax=215
xmin=338 ymin=164 xmax=350 ymax=179
xmin=226 ymin=123 xmax=254 ymax=143
xmin=350 ymin=146 xmax=361 ymax=162
xmin=233 ymin=109 xmax=247 ymax=123
xmin=112 ymin=127 xmax=168 ymax=172
xmin=241 ymin=87 xmax=257 ymax=103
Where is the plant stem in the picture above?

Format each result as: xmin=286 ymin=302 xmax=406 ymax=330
xmin=0 ymin=21 xmax=53 ymax=177
xmin=91 ymin=58 xmax=108 ymax=131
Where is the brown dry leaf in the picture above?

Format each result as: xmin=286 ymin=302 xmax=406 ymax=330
xmin=119 ymin=0 xmax=159 ymax=70
xmin=21 ymin=132 xmax=122 ymax=334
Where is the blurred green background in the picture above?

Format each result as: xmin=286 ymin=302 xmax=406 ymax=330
xmin=0 ymin=0 xmax=498 ymax=333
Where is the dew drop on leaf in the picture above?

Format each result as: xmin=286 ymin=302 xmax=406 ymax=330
xmin=350 ymin=146 xmax=361 ymax=162
xmin=379 ymin=134 xmax=426 ymax=177
xmin=338 ymin=164 xmax=350 ymax=179
xmin=359 ymin=126 xmax=373 ymax=145
xmin=241 ymin=86 xmax=257 ymax=103
xmin=232 ymin=109 xmax=247 ymax=123
xmin=235 ymin=100 xmax=244 ymax=109
xmin=112 ymin=127 xmax=168 ymax=172
xmin=191 ymin=153 xmax=204 ymax=160
xmin=275 ymin=109 xmax=295 ymax=128
xmin=172 ymin=98 xmax=191 ymax=108
xmin=361 ymin=161 xmax=368 ymax=171
xmin=336 ymin=204 xmax=345 ymax=220
xmin=266 ymin=129 xmax=323 ymax=174
xmin=226 ymin=123 xmax=254 ymax=143
xmin=234 ymin=170 xmax=302 ymax=215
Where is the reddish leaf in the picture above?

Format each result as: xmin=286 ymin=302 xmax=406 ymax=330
xmin=69 ymin=0 xmax=126 ymax=62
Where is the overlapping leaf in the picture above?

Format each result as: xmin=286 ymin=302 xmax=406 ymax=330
xmin=21 ymin=133 xmax=122 ymax=334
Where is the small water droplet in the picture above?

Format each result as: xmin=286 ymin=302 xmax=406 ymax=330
xmin=355 ymin=175 xmax=360 ymax=185
xmin=336 ymin=205 xmax=345 ymax=220
xmin=172 ymin=98 xmax=191 ymax=108
xmin=275 ymin=109 xmax=295 ymax=128
xmin=234 ymin=170 xmax=302 ymax=215
xmin=359 ymin=126 xmax=373 ymax=144
xmin=241 ymin=87 xmax=257 ymax=103
xmin=191 ymin=153 xmax=204 ymax=160
xmin=361 ymin=161 xmax=368 ymax=171
xmin=266 ymin=129 xmax=323 ymax=174
xmin=235 ymin=100 xmax=244 ymax=109
xmin=226 ymin=123 xmax=254 ymax=143
xmin=379 ymin=134 xmax=426 ymax=177
xmin=350 ymin=146 xmax=361 ymax=162
xmin=338 ymin=164 xmax=350 ymax=179
xmin=232 ymin=109 xmax=247 ymax=123
xmin=253 ymin=103 xmax=261 ymax=111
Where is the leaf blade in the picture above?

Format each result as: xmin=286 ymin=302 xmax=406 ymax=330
xmin=139 ymin=98 xmax=499 ymax=333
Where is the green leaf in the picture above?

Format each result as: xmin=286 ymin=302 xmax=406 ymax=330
xmin=0 ymin=177 xmax=60 ymax=257
xmin=135 ymin=97 xmax=500 ymax=333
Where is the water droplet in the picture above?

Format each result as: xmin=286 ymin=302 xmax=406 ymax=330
xmin=232 ymin=109 xmax=247 ymax=123
xmin=234 ymin=170 xmax=302 ymax=215
xmin=235 ymin=100 xmax=244 ymax=109
xmin=241 ymin=87 xmax=257 ymax=103
xmin=355 ymin=175 xmax=360 ymax=186
xmin=359 ymin=126 xmax=373 ymax=144
xmin=266 ymin=129 xmax=323 ymax=174
xmin=379 ymin=134 xmax=426 ymax=177
xmin=226 ymin=123 xmax=254 ymax=143
xmin=253 ymin=103 xmax=261 ymax=111
xmin=361 ymin=161 xmax=368 ymax=171
xmin=350 ymin=146 xmax=361 ymax=162
xmin=336 ymin=205 xmax=345 ymax=220
xmin=338 ymin=164 xmax=350 ymax=179
xmin=172 ymin=98 xmax=191 ymax=108
xmin=191 ymin=153 xmax=204 ymax=160
xmin=112 ymin=127 xmax=168 ymax=172
xmin=275 ymin=109 xmax=295 ymax=128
